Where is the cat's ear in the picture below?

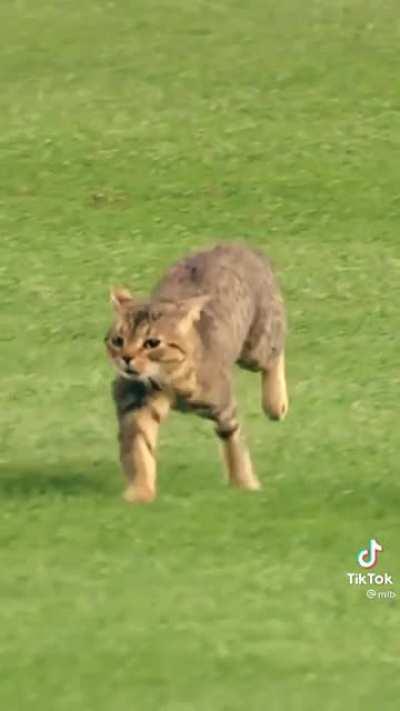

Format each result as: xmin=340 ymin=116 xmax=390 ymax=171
xmin=110 ymin=287 xmax=135 ymax=313
xmin=178 ymin=294 xmax=210 ymax=332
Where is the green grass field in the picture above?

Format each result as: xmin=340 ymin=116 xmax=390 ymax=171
xmin=1 ymin=1 xmax=400 ymax=708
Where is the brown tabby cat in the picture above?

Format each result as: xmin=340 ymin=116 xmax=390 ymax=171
xmin=105 ymin=243 xmax=288 ymax=503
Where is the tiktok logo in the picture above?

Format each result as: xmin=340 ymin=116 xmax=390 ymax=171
xmin=346 ymin=539 xmax=394 ymax=594
xmin=357 ymin=539 xmax=383 ymax=569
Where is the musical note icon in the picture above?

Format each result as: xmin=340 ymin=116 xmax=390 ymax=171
xmin=357 ymin=539 xmax=383 ymax=569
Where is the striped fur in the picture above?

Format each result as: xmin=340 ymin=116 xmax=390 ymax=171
xmin=107 ymin=244 xmax=288 ymax=502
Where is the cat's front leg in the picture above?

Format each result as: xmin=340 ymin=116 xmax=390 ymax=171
xmin=114 ymin=381 xmax=170 ymax=503
xmin=214 ymin=398 xmax=261 ymax=492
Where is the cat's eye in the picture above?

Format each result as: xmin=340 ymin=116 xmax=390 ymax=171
xmin=111 ymin=335 xmax=124 ymax=348
xmin=143 ymin=338 xmax=161 ymax=349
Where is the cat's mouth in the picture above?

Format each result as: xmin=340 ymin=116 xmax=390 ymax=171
xmin=125 ymin=365 xmax=139 ymax=376
xmin=118 ymin=367 xmax=142 ymax=381
xmin=117 ymin=367 xmax=162 ymax=391
xmin=110 ymin=355 xmax=163 ymax=390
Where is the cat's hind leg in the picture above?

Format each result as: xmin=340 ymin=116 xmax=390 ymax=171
xmin=261 ymin=350 xmax=288 ymax=421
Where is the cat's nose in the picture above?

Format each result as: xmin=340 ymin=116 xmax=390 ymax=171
xmin=122 ymin=356 xmax=139 ymax=375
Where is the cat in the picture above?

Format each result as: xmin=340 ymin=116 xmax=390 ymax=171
xmin=105 ymin=243 xmax=288 ymax=503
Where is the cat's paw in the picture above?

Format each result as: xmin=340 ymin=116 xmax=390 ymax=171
xmin=264 ymin=396 xmax=288 ymax=421
xmin=230 ymin=473 xmax=262 ymax=491
xmin=123 ymin=486 xmax=156 ymax=504
xmin=243 ymin=477 xmax=262 ymax=491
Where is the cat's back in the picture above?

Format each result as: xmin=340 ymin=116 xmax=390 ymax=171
xmin=153 ymin=243 xmax=276 ymax=303
xmin=153 ymin=243 xmax=283 ymax=363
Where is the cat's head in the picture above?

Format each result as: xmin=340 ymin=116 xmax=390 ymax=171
xmin=105 ymin=288 xmax=209 ymax=387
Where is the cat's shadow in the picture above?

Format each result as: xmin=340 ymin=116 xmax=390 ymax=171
xmin=0 ymin=462 xmax=114 ymax=498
